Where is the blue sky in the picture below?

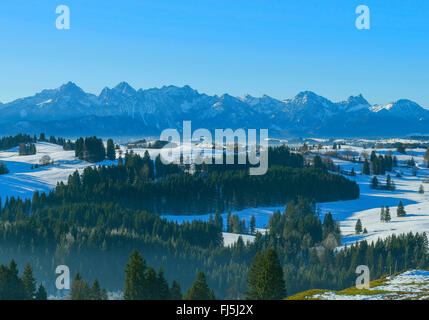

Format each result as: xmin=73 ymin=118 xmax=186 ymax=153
xmin=0 ymin=0 xmax=428 ymax=107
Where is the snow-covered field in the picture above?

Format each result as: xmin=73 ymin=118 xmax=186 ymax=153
xmin=163 ymin=145 xmax=429 ymax=247
xmin=0 ymin=142 xmax=115 ymax=202
xmin=318 ymin=147 xmax=429 ymax=246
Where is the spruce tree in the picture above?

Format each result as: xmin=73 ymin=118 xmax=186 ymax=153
xmin=70 ymin=273 xmax=91 ymax=300
xmin=380 ymin=207 xmax=385 ymax=222
xmin=355 ymin=219 xmax=363 ymax=234
xmin=106 ymin=139 xmax=116 ymax=161
xmin=170 ymin=281 xmax=182 ymax=300
xmin=385 ymin=206 xmax=391 ymax=222
xmin=22 ymin=263 xmax=36 ymax=300
xmin=91 ymin=279 xmax=102 ymax=300
xmin=250 ymin=215 xmax=256 ymax=234
xmin=35 ymin=284 xmax=47 ymax=300
xmin=124 ymin=251 xmax=147 ymax=300
xmin=183 ymin=271 xmax=216 ymax=300
xmin=246 ymin=249 xmax=286 ymax=300
xmin=157 ymin=268 xmax=170 ymax=300
xmin=371 ymin=176 xmax=379 ymax=189
xmin=362 ymin=159 xmax=370 ymax=175
xmin=397 ymin=201 xmax=406 ymax=217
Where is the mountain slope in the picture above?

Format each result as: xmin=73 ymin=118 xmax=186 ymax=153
xmin=1 ymin=82 xmax=428 ymax=137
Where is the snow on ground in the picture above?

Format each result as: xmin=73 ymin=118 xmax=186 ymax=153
xmin=1 ymin=141 xmax=428 ymax=249
xmin=222 ymin=232 xmax=256 ymax=247
xmin=163 ymin=146 xmax=429 ymax=247
xmin=0 ymin=142 xmax=116 ymax=202
xmin=318 ymin=148 xmax=429 ymax=246
xmin=310 ymin=270 xmax=429 ymax=300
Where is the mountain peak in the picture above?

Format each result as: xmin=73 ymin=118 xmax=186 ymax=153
xmin=58 ymin=81 xmax=85 ymax=96
xmin=346 ymin=94 xmax=369 ymax=105
xmin=113 ymin=81 xmax=136 ymax=95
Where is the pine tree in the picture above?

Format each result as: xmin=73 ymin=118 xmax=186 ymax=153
xmin=397 ymin=201 xmax=406 ymax=217
xmin=106 ymin=139 xmax=116 ymax=161
xmin=355 ymin=219 xmax=363 ymax=234
xmin=184 ymin=271 xmax=216 ymax=300
xmin=362 ymin=159 xmax=370 ymax=175
xmin=170 ymin=280 xmax=182 ymax=300
xmin=35 ymin=284 xmax=47 ymax=300
xmin=124 ymin=251 xmax=147 ymax=300
xmin=380 ymin=207 xmax=385 ymax=222
xmin=157 ymin=268 xmax=170 ymax=300
xmin=91 ymin=279 xmax=102 ymax=300
xmin=70 ymin=273 xmax=91 ymax=300
xmin=371 ymin=176 xmax=379 ymax=189
xmin=250 ymin=215 xmax=256 ymax=234
xmin=385 ymin=206 xmax=391 ymax=222
xmin=246 ymin=249 xmax=286 ymax=300
xmin=22 ymin=263 xmax=36 ymax=300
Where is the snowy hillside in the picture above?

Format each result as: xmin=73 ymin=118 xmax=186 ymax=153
xmin=163 ymin=143 xmax=429 ymax=248
xmin=287 ymin=270 xmax=429 ymax=300
xmin=0 ymin=142 xmax=115 ymax=202
xmin=318 ymin=146 xmax=429 ymax=247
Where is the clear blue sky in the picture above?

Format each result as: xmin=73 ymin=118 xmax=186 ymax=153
xmin=0 ymin=0 xmax=428 ymax=107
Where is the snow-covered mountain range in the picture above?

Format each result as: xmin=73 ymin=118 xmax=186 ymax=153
xmin=1 ymin=82 xmax=428 ymax=137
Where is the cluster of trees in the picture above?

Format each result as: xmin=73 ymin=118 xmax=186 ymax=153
xmin=18 ymin=143 xmax=36 ymax=156
xmin=74 ymin=137 xmax=116 ymax=163
xmin=0 ymin=134 xmax=34 ymax=151
xmin=362 ymin=152 xmax=395 ymax=175
xmin=124 ymin=251 xmax=182 ymax=300
xmin=75 ymin=137 xmax=107 ymax=162
xmin=1 ymin=138 xmax=427 ymax=299
xmin=69 ymin=273 xmax=108 ymax=300
xmin=371 ymin=175 xmax=396 ymax=191
xmin=226 ymin=212 xmax=247 ymax=234
xmin=37 ymin=150 xmax=359 ymax=215
xmin=0 ymin=260 xmax=47 ymax=300
xmin=0 ymin=193 xmax=427 ymax=298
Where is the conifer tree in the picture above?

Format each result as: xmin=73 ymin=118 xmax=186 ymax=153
xmin=22 ymin=263 xmax=36 ymax=300
xmin=250 ymin=215 xmax=256 ymax=234
xmin=380 ymin=207 xmax=385 ymax=222
xmin=397 ymin=201 xmax=406 ymax=217
xmin=183 ymin=271 xmax=216 ymax=300
xmin=355 ymin=219 xmax=363 ymax=234
xmin=170 ymin=281 xmax=182 ymax=300
xmin=371 ymin=176 xmax=379 ymax=189
xmin=35 ymin=284 xmax=47 ymax=300
xmin=106 ymin=139 xmax=116 ymax=161
xmin=124 ymin=251 xmax=147 ymax=300
xmin=385 ymin=206 xmax=391 ymax=222
xmin=419 ymin=185 xmax=425 ymax=194
xmin=246 ymin=249 xmax=286 ymax=300
xmin=91 ymin=279 xmax=102 ymax=300
xmin=70 ymin=273 xmax=91 ymax=300
xmin=362 ymin=159 xmax=370 ymax=175
xmin=157 ymin=268 xmax=170 ymax=300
